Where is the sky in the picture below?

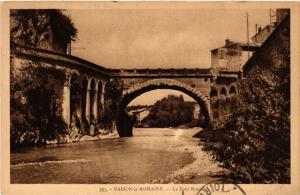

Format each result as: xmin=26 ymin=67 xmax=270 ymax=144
xmin=67 ymin=8 xmax=270 ymax=105
xmin=127 ymin=89 xmax=195 ymax=106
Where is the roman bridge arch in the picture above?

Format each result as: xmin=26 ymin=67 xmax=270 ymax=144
xmin=116 ymin=78 xmax=212 ymax=137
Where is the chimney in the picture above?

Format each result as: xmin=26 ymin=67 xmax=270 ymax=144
xmin=258 ymin=26 xmax=262 ymax=33
xmin=255 ymin=24 xmax=258 ymax=34
xmin=225 ymin=39 xmax=231 ymax=45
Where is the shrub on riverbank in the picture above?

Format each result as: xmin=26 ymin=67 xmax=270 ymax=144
xmin=203 ymin=65 xmax=290 ymax=183
xmin=10 ymin=61 xmax=68 ymax=149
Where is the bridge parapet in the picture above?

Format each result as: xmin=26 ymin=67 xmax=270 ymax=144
xmin=217 ymin=70 xmax=242 ymax=79
xmin=109 ymin=68 xmax=214 ymax=78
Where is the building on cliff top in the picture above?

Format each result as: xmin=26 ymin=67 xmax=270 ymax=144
xmin=251 ymin=9 xmax=289 ymax=44
xmin=243 ymin=9 xmax=290 ymax=75
xmin=211 ymin=40 xmax=260 ymax=72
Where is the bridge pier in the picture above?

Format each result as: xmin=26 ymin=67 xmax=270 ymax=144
xmin=101 ymin=81 xmax=106 ymax=110
xmin=116 ymin=110 xmax=134 ymax=137
xmin=93 ymin=88 xmax=98 ymax=124
xmin=85 ymin=87 xmax=91 ymax=124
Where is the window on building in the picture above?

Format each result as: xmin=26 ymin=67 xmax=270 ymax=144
xmin=220 ymin=50 xmax=225 ymax=59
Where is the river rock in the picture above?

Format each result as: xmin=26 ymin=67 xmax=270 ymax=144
xmin=79 ymin=135 xmax=98 ymax=141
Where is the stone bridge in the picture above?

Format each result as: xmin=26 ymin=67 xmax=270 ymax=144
xmin=110 ymin=68 xmax=241 ymax=136
xmin=13 ymin=45 xmax=241 ymax=137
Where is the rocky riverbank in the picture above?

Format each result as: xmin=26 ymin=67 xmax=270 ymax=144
xmin=45 ymin=130 xmax=119 ymax=145
xmin=151 ymin=143 xmax=227 ymax=184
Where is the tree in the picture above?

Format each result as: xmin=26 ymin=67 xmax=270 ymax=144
xmin=143 ymin=95 xmax=195 ymax=127
xmin=10 ymin=9 xmax=77 ymax=52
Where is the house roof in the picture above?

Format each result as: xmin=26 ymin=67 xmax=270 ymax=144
xmin=251 ymin=24 xmax=275 ymax=39
xmin=211 ymin=41 xmax=261 ymax=52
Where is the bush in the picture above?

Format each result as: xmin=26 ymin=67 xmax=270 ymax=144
xmin=204 ymin=66 xmax=290 ymax=183
xmin=10 ymin=60 xmax=67 ymax=149
xmin=11 ymin=9 xmax=77 ymax=52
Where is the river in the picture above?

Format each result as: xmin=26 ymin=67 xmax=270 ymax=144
xmin=11 ymin=127 xmax=221 ymax=184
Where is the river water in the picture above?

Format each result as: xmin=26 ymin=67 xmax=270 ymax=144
xmin=11 ymin=128 xmax=205 ymax=184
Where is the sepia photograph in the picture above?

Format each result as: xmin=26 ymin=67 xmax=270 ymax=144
xmin=1 ymin=1 xmax=300 ymax=195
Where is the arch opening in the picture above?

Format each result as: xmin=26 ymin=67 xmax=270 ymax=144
xmin=89 ymin=79 xmax=96 ymax=125
xmin=70 ymin=73 xmax=81 ymax=126
xmin=210 ymin=88 xmax=219 ymax=119
xmin=229 ymin=85 xmax=237 ymax=95
xmin=219 ymin=88 xmax=228 ymax=114
xmin=117 ymin=81 xmax=211 ymax=137
xmin=220 ymin=87 xmax=227 ymax=98
xmin=229 ymin=85 xmax=238 ymax=111
xmin=210 ymin=88 xmax=218 ymax=98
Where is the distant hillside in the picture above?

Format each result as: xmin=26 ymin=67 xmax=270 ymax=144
xmin=142 ymin=95 xmax=195 ymax=128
